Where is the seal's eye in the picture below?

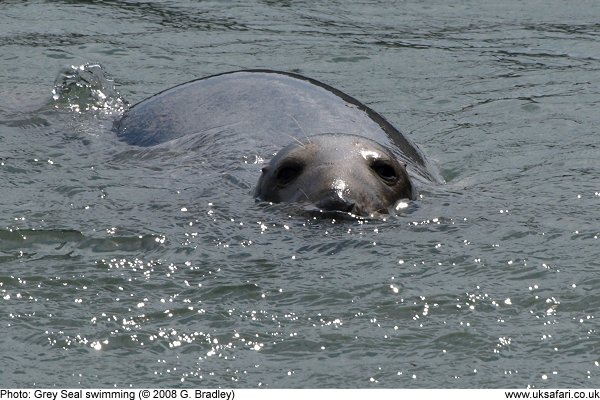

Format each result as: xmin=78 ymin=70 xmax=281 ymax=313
xmin=372 ymin=160 xmax=398 ymax=183
xmin=275 ymin=162 xmax=304 ymax=186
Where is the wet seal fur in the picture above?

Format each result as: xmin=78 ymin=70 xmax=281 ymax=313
xmin=256 ymin=133 xmax=413 ymax=216
xmin=115 ymin=69 xmax=439 ymax=216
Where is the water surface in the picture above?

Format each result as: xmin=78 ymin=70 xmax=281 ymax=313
xmin=1 ymin=0 xmax=600 ymax=388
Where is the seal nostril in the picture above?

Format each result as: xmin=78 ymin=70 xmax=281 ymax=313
xmin=316 ymin=196 xmax=356 ymax=213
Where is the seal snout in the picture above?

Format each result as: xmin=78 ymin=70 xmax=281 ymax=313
xmin=315 ymin=191 xmax=356 ymax=213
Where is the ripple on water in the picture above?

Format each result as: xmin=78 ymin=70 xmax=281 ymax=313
xmin=2 ymin=0 xmax=600 ymax=388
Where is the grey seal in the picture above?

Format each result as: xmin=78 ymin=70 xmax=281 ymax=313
xmin=256 ymin=133 xmax=413 ymax=215
xmin=115 ymin=70 xmax=438 ymax=216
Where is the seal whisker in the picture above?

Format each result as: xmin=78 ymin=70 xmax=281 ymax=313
xmin=116 ymin=70 xmax=433 ymax=217
xmin=298 ymin=188 xmax=310 ymax=201
xmin=287 ymin=114 xmax=311 ymax=146
xmin=283 ymin=132 xmax=307 ymax=148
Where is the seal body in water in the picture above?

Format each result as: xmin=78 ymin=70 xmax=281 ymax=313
xmin=115 ymin=70 xmax=438 ymax=215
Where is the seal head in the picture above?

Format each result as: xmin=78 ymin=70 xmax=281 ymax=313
xmin=255 ymin=134 xmax=413 ymax=216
